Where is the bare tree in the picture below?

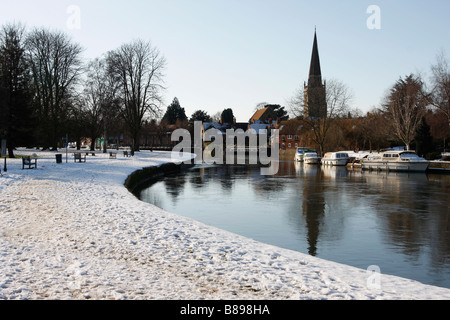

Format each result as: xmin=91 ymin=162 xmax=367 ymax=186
xmin=254 ymin=102 xmax=269 ymax=112
xmin=26 ymin=27 xmax=83 ymax=150
xmin=65 ymin=94 xmax=85 ymax=150
xmin=289 ymin=78 xmax=353 ymax=155
xmin=383 ymin=74 xmax=427 ymax=150
xmin=211 ymin=111 xmax=222 ymax=123
xmin=358 ymin=107 xmax=391 ymax=152
xmin=428 ymin=51 xmax=450 ymax=134
xmin=107 ymin=39 xmax=166 ymax=151
xmin=82 ymin=57 xmax=120 ymax=151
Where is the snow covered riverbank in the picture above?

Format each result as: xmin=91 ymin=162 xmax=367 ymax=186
xmin=1 ymin=149 xmax=449 ymax=300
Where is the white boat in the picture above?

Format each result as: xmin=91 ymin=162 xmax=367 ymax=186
xmin=321 ymin=152 xmax=350 ymax=166
xmin=361 ymin=150 xmax=429 ymax=172
xmin=295 ymin=147 xmax=315 ymax=162
xmin=303 ymin=152 xmax=321 ymax=164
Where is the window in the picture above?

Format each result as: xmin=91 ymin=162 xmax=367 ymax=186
xmin=287 ymin=135 xmax=293 ymax=140
xmin=294 ymin=135 xmax=299 ymax=141
xmin=288 ymin=143 xmax=291 ymax=148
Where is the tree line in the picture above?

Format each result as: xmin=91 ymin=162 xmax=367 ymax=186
xmin=0 ymin=23 xmax=166 ymax=158
xmin=288 ymin=53 xmax=450 ymax=157
xmin=0 ymin=22 xmax=284 ymax=157
xmin=1 ymin=22 xmax=448 ymax=159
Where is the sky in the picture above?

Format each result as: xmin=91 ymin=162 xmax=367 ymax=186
xmin=1 ymin=0 xmax=449 ymax=122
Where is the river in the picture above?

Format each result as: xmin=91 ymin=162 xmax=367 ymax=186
xmin=139 ymin=161 xmax=450 ymax=289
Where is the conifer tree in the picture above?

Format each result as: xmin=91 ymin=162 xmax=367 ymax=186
xmin=0 ymin=23 xmax=35 ymax=157
xmin=415 ymin=117 xmax=433 ymax=157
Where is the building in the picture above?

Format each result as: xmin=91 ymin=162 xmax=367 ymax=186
xmin=279 ymin=119 xmax=304 ymax=150
xmin=304 ymin=30 xmax=327 ymax=120
xmin=248 ymin=106 xmax=280 ymax=148
xmin=249 ymin=105 xmax=278 ymax=124
xmin=202 ymin=122 xmax=229 ymax=141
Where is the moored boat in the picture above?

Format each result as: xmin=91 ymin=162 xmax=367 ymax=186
xmin=303 ymin=152 xmax=321 ymax=164
xmin=295 ymin=147 xmax=315 ymax=162
xmin=361 ymin=150 xmax=429 ymax=172
xmin=321 ymin=152 xmax=350 ymax=166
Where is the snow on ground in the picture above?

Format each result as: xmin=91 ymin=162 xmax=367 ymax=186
xmin=1 ymin=148 xmax=449 ymax=300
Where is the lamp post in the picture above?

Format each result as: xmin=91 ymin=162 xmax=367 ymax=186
xmin=1 ymin=131 xmax=6 ymax=173
xmin=65 ymin=133 xmax=68 ymax=163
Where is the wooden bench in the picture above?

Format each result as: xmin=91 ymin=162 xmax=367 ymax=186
xmin=74 ymin=153 xmax=86 ymax=163
xmin=123 ymin=151 xmax=131 ymax=157
xmin=109 ymin=152 xmax=117 ymax=159
xmin=22 ymin=156 xmax=37 ymax=170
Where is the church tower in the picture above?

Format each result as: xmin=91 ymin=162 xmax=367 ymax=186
xmin=304 ymin=30 xmax=327 ymax=120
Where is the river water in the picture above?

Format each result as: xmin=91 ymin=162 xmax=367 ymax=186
xmin=139 ymin=161 xmax=450 ymax=289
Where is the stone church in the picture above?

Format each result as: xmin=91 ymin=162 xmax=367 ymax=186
xmin=304 ymin=30 xmax=327 ymax=120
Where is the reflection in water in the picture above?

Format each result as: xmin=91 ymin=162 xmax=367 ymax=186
xmin=356 ymin=171 xmax=449 ymax=275
xmin=139 ymin=161 xmax=450 ymax=289
xmin=164 ymin=173 xmax=187 ymax=205
xmin=302 ymin=168 xmax=325 ymax=256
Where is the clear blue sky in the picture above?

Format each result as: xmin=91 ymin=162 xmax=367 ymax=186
xmin=1 ymin=0 xmax=449 ymax=122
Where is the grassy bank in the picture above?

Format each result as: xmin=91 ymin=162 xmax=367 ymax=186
xmin=124 ymin=162 xmax=194 ymax=195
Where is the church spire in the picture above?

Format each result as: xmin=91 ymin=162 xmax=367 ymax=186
xmin=304 ymin=29 xmax=327 ymax=120
xmin=308 ymin=29 xmax=322 ymax=85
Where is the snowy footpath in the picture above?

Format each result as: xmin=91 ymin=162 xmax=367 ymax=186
xmin=1 ymin=149 xmax=449 ymax=300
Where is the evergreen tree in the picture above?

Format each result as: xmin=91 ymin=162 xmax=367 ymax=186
xmin=266 ymin=104 xmax=289 ymax=121
xmin=415 ymin=117 xmax=433 ymax=157
xmin=188 ymin=109 xmax=212 ymax=137
xmin=0 ymin=23 xmax=35 ymax=157
xmin=189 ymin=110 xmax=212 ymax=124
xmin=162 ymin=97 xmax=187 ymax=125
xmin=221 ymin=108 xmax=234 ymax=124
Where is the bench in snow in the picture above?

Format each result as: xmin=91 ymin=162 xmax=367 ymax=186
xmin=22 ymin=156 xmax=37 ymax=169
